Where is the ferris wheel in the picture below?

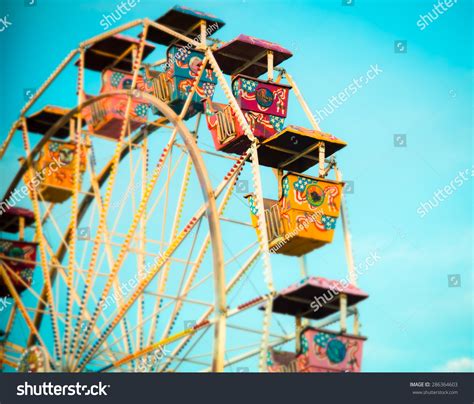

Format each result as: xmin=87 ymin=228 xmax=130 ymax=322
xmin=0 ymin=5 xmax=368 ymax=373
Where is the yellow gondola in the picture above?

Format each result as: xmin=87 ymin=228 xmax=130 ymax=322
xmin=22 ymin=139 xmax=87 ymax=204
xmin=246 ymin=173 xmax=344 ymax=256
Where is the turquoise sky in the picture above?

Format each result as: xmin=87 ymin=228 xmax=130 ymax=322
xmin=0 ymin=0 xmax=472 ymax=372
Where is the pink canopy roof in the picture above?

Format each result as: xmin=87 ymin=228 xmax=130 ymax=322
xmin=265 ymin=276 xmax=368 ymax=320
xmin=214 ymin=34 xmax=293 ymax=77
xmin=281 ymin=276 xmax=367 ymax=298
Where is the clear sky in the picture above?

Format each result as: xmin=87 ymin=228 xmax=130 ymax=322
xmin=0 ymin=0 xmax=472 ymax=372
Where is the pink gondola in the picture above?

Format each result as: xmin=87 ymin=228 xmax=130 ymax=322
xmin=265 ymin=276 xmax=368 ymax=373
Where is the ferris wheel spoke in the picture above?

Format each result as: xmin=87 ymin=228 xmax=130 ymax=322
xmin=24 ymin=118 xmax=169 ymax=353
xmin=171 ymin=324 xmax=213 ymax=372
xmin=69 ymin=126 xmax=132 ymax=365
xmin=144 ymin=149 xmax=186 ymax=223
xmin=78 ymin=148 xmax=142 ymax=365
xmin=2 ymin=264 xmax=54 ymax=319
xmin=146 ymin=153 xmax=196 ymax=345
xmin=203 ymin=335 xmax=293 ymax=372
xmin=52 ymin=210 xmax=112 ymax=365
xmin=71 ymin=30 xmax=153 ymax=360
xmin=3 ymin=305 xmax=17 ymax=342
xmin=136 ymin=138 xmax=149 ymax=352
xmin=92 ymin=292 xmax=184 ymax=361
xmin=152 ymin=216 xmax=204 ymax=345
xmin=145 ymin=144 xmax=177 ymax=346
xmin=125 ymin=124 xmax=143 ymax=361
xmin=0 ymin=264 xmax=53 ymax=365
xmin=224 ymin=241 xmax=259 ymax=267
xmin=3 ymin=341 xmax=24 ymax=355
xmin=40 ymin=234 xmax=121 ymax=366
xmin=226 ymin=322 xmax=288 ymax=340
xmin=72 ymin=128 xmax=182 ymax=367
xmin=180 ymin=338 xmax=283 ymax=373
xmin=63 ymin=108 xmax=84 ymax=362
xmin=34 ymin=191 xmax=88 ymax=357
xmin=98 ymin=291 xmax=215 ymax=364
xmin=76 ymin=202 xmax=97 ymax=290
xmin=19 ymin=119 xmax=62 ymax=361
xmin=91 ymin=145 xmax=144 ymax=288
xmin=71 ymin=123 xmax=154 ymax=362
xmin=76 ymin=185 xmax=221 ymax=371
xmin=99 ymin=319 xmax=213 ymax=372
xmin=184 ymin=340 xmax=264 ymax=361
xmin=73 ymin=139 xmax=188 ymax=358
xmin=157 ymin=162 xmax=243 ymax=345
xmin=108 ymin=291 xmax=273 ymax=373
xmin=159 ymin=248 xmax=261 ymax=372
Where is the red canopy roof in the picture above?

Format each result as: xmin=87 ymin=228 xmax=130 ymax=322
xmin=0 ymin=206 xmax=35 ymax=233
